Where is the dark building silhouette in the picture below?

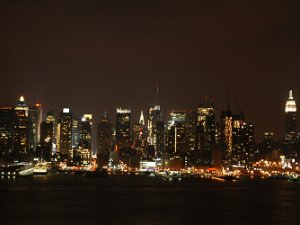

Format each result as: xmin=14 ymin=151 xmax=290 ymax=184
xmin=195 ymin=100 xmax=216 ymax=165
xmin=58 ymin=108 xmax=73 ymax=161
xmin=0 ymin=106 xmax=14 ymax=159
xmin=28 ymin=103 xmax=42 ymax=151
xmin=97 ymin=112 xmax=112 ymax=166
xmin=116 ymin=108 xmax=131 ymax=149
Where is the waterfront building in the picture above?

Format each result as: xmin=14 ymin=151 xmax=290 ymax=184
xmin=28 ymin=103 xmax=42 ymax=151
xmin=13 ymin=96 xmax=29 ymax=158
xmin=116 ymin=108 xmax=131 ymax=149
xmin=97 ymin=111 xmax=112 ymax=166
xmin=0 ymin=106 xmax=14 ymax=159
xmin=58 ymin=108 xmax=73 ymax=161
xmin=285 ymin=89 xmax=297 ymax=143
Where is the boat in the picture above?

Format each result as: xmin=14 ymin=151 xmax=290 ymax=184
xmin=212 ymin=175 xmax=239 ymax=181
xmin=18 ymin=164 xmax=34 ymax=176
xmin=33 ymin=162 xmax=48 ymax=175
xmin=0 ymin=163 xmax=34 ymax=177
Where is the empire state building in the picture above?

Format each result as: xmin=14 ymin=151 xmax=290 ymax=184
xmin=285 ymin=89 xmax=297 ymax=142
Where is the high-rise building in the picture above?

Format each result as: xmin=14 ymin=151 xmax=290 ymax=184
xmin=147 ymin=105 xmax=162 ymax=151
xmin=40 ymin=115 xmax=54 ymax=162
xmin=166 ymin=111 xmax=188 ymax=155
xmin=133 ymin=111 xmax=146 ymax=152
xmin=285 ymin=89 xmax=297 ymax=143
xmin=79 ymin=114 xmax=92 ymax=150
xmin=156 ymin=121 xmax=165 ymax=157
xmin=97 ymin=111 xmax=112 ymax=166
xmin=14 ymin=96 xmax=29 ymax=157
xmin=72 ymin=117 xmax=80 ymax=148
xmin=46 ymin=111 xmax=56 ymax=153
xmin=195 ymin=101 xmax=216 ymax=165
xmin=0 ymin=106 xmax=14 ymax=159
xmin=220 ymin=107 xmax=233 ymax=164
xmin=116 ymin=108 xmax=131 ymax=149
xmin=186 ymin=110 xmax=197 ymax=152
xmin=28 ymin=103 xmax=42 ymax=151
xmin=58 ymin=108 xmax=73 ymax=160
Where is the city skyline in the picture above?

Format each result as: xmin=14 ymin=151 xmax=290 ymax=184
xmin=1 ymin=90 xmax=298 ymax=142
xmin=0 ymin=0 xmax=299 ymax=140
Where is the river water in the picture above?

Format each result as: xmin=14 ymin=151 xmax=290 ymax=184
xmin=1 ymin=174 xmax=300 ymax=225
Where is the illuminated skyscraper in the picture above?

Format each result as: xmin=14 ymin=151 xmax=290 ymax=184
xmin=195 ymin=100 xmax=216 ymax=165
xmin=220 ymin=107 xmax=233 ymax=163
xmin=133 ymin=111 xmax=147 ymax=152
xmin=285 ymin=89 xmax=297 ymax=142
xmin=97 ymin=111 xmax=112 ymax=166
xmin=72 ymin=118 xmax=80 ymax=148
xmin=14 ymin=96 xmax=29 ymax=157
xmin=116 ymin=108 xmax=131 ymax=149
xmin=73 ymin=114 xmax=92 ymax=165
xmin=166 ymin=111 xmax=188 ymax=155
xmin=58 ymin=108 xmax=73 ymax=160
xmin=147 ymin=105 xmax=162 ymax=151
xmin=80 ymin=114 xmax=92 ymax=151
xmin=28 ymin=103 xmax=42 ymax=151
xmin=0 ymin=106 xmax=14 ymax=158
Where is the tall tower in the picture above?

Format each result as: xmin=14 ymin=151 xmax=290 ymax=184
xmin=0 ymin=106 xmax=14 ymax=158
xmin=14 ymin=96 xmax=29 ymax=157
xmin=195 ymin=100 xmax=215 ymax=165
xmin=97 ymin=111 xmax=112 ymax=166
xmin=147 ymin=84 xmax=163 ymax=153
xmin=58 ymin=108 xmax=73 ymax=160
xmin=285 ymin=89 xmax=297 ymax=142
xmin=80 ymin=114 xmax=92 ymax=150
xmin=220 ymin=106 xmax=233 ymax=164
xmin=116 ymin=108 xmax=131 ymax=149
xmin=28 ymin=103 xmax=42 ymax=151
xmin=147 ymin=105 xmax=162 ymax=149
xmin=40 ymin=113 xmax=54 ymax=162
xmin=77 ymin=114 xmax=92 ymax=164
xmin=133 ymin=111 xmax=146 ymax=152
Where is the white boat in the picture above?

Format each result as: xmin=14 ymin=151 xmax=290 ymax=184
xmin=33 ymin=162 xmax=48 ymax=174
xmin=18 ymin=164 xmax=34 ymax=176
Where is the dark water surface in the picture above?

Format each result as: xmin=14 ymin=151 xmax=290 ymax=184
xmin=1 ymin=174 xmax=300 ymax=225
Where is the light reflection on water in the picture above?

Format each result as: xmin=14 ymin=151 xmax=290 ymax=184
xmin=1 ymin=174 xmax=300 ymax=225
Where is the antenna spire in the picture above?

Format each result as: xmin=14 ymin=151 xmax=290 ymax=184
xmin=155 ymin=82 xmax=159 ymax=104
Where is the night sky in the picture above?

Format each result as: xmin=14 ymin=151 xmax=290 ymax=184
xmin=0 ymin=0 xmax=299 ymax=142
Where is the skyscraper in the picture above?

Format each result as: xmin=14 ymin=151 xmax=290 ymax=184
xmin=28 ymin=103 xmax=42 ymax=151
xmin=285 ymin=89 xmax=297 ymax=143
xmin=58 ymin=108 xmax=73 ymax=161
xmin=195 ymin=101 xmax=216 ymax=165
xmin=72 ymin=117 xmax=80 ymax=148
xmin=97 ymin=111 xmax=112 ymax=166
xmin=133 ymin=111 xmax=146 ymax=152
xmin=116 ymin=108 xmax=131 ymax=149
xmin=80 ymin=114 xmax=92 ymax=162
xmin=220 ymin=107 xmax=233 ymax=164
xmin=40 ymin=114 xmax=54 ymax=162
xmin=147 ymin=105 xmax=162 ymax=151
xmin=14 ymin=96 xmax=29 ymax=158
xmin=0 ymin=106 xmax=14 ymax=159
xmin=166 ymin=111 xmax=188 ymax=155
